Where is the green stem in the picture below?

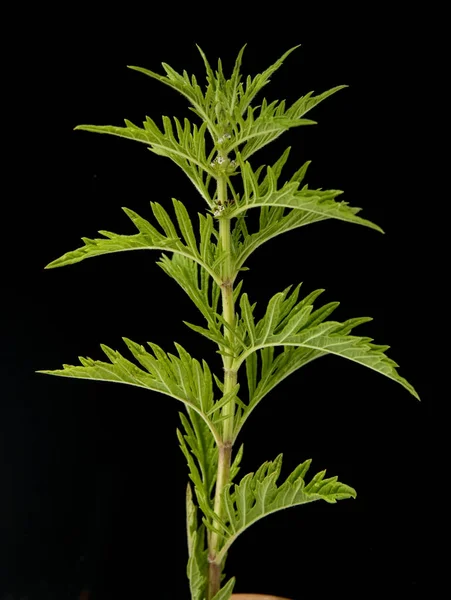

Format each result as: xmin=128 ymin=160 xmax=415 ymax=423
xmin=207 ymin=168 xmax=237 ymax=600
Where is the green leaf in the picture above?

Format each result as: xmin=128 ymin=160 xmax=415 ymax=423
xmin=45 ymin=201 xmax=221 ymax=285
xmin=158 ymin=253 xmax=221 ymax=328
xmin=37 ymin=338 xmax=221 ymax=444
xmin=277 ymin=304 xmax=313 ymax=340
xmin=239 ymin=293 xmax=257 ymax=346
xmin=238 ymin=307 xmax=419 ymax=401
xmin=128 ymin=61 xmax=219 ymax=138
xmin=254 ymin=291 xmax=285 ymax=343
xmin=237 ymin=46 xmax=301 ymax=115
xmin=211 ymin=577 xmax=236 ymax=600
xmin=179 ymin=408 xmax=217 ymax=504
xmin=187 ymin=528 xmax=208 ymax=600
xmin=172 ymin=198 xmax=200 ymax=252
xmin=230 ymin=444 xmax=244 ymax=484
xmin=178 ymin=428 xmax=205 ymax=496
xmin=229 ymin=157 xmax=383 ymax=270
xmin=75 ymin=116 xmax=214 ymax=204
xmin=186 ymin=483 xmax=197 ymax=557
xmin=247 ymin=311 xmax=370 ymax=414
xmin=232 ymin=285 xmax=419 ymax=439
xmin=206 ymin=384 xmax=242 ymax=418
xmin=183 ymin=321 xmax=234 ymax=354
xmin=285 ymin=85 xmax=348 ymax=123
xmin=229 ymin=112 xmax=316 ymax=162
xmin=217 ymin=455 xmax=355 ymax=561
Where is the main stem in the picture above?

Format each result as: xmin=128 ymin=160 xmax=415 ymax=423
xmin=207 ymin=169 xmax=237 ymax=600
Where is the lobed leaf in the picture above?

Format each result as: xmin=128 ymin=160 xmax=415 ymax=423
xmin=37 ymin=338 xmax=221 ymax=444
xmin=75 ymin=117 xmax=214 ymax=204
xmin=217 ymin=455 xmax=356 ymax=561
xmin=233 ymin=285 xmax=419 ymax=439
xmin=45 ymin=201 xmax=222 ymax=285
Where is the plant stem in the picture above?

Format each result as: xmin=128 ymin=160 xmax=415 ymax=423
xmin=207 ymin=168 xmax=237 ymax=599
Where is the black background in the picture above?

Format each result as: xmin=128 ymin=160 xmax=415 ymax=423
xmin=2 ymin=7 xmax=444 ymax=599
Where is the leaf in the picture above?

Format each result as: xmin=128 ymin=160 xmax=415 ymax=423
xmin=277 ymin=304 xmax=313 ymax=340
xmin=229 ymin=112 xmax=316 ymax=162
xmin=232 ymin=285 xmax=419 ymax=439
xmin=180 ymin=409 xmax=217 ymax=497
xmin=183 ymin=321 xmax=234 ymax=354
xmin=186 ymin=483 xmax=197 ymax=557
xmin=229 ymin=158 xmax=383 ymax=270
xmin=172 ymin=198 xmax=199 ymax=251
xmin=187 ymin=525 xmax=208 ymax=600
xmin=238 ymin=311 xmax=419 ymax=401
xmin=128 ymin=61 xmax=219 ymax=138
xmin=227 ymin=76 xmax=346 ymax=160
xmin=217 ymin=455 xmax=355 ymax=561
xmin=237 ymin=46 xmax=301 ymax=115
xmin=287 ymin=85 xmax=348 ymax=117
xmin=75 ymin=116 xmax=214 ymax=204
xmin=37 ymin=338 xmax=221 ymax=444
xmin=158 ymin=253 xmax=221 ymax=328
xmin=206 ymin=384 xmax=242 ymax=419
xmin=45 ymin=201 xmax=221 ymax=284
xmin=239 ymin=293 xmax=257 ymax=346
xmin=229 ymin=443 xmax=244 ymax=483
xmin=211 ymin=578 xmax=236 ymax=600
xmin=179 ymin=429 xmax=205 ymax=503
xmin=179 ymin=419 xmax=217 ymax=520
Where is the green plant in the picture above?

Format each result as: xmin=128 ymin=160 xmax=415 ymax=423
xmin=39 ymin=45 xmax=419 ymax=599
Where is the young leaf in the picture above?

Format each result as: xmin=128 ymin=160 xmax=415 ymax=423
xmin=211 ymin=577 xmax=236 ymax=600
xmin=239 ymin=293 xmax=257 ymax=346
xmin=229 ymin=444 xmax=244 ymax=484
xmin=187 ymin=529 xmax=208 ymax=600
xmin=186 ymin=483 xmax=197 ymax=557
xmin=237 ymin=46 xmax=301 ymax=115
xmin=180 ymin=408 xmax=218 ymax=499
xmin=128 ymin=61 xmax=219 ymax=138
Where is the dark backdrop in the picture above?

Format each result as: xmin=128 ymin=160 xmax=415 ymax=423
xmin=2 ymin=8 xmax=443 ymax=599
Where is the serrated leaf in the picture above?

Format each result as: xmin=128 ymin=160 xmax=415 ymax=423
xmin=45 ymin=203 xmax=221 ymax=285
xmin=187 ymin=529 xmax=208 ymax=600
xmin=233 ymin=286 xmax=419 ymax=439
xmin=128 ymin=61 xmax=219 ymax=138
xmin=158 ymin=253 xmax=220 ymax=329
xmin=237 ymin=46 xmax=301 ymax=115
xmin=217 ymin=455 xmax=355 ymax=561
xmin=37 ymin=339 xmax=221 ymax=443
xmin=179 ymin=409 xmax=217 ymax=504
xmin=238 ymin=315 xmax=419 ymax=401
xmin=75 ymin=116 xmax=214 ymax=203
